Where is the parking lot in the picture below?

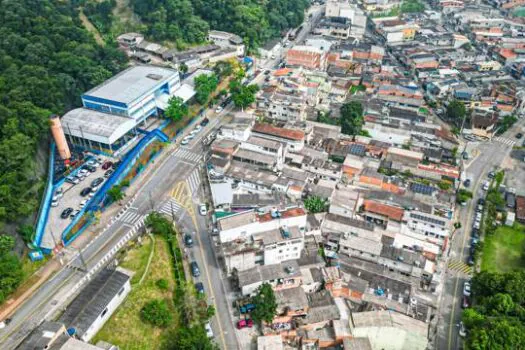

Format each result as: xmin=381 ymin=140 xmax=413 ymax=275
xmin=45 ymin=154 xmax=115 ymax=243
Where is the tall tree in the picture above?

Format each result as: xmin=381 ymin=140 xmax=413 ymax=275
xmin=165 ymin=96 xmax=188 ymax=122
xmin=340 ymin=101 xmax=364 ymax=136
xmin=251 ymin=283 xmax=277 ymax=326
xmin=194 ymin=73 xmax=219 ymax=105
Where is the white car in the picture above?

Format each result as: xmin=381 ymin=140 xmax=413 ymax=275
xmin=463 ymin=281 xmax=471 ymax=297
xmin=205 ymin=322 xmax=214 ymax=338
xmin=186 ymin=133 xmax=195 ymax=140
xmin=199 ymin=204 xmax=207 ymax=216
xmin=215 ymin=106 xmax=223 ymax=113
xmin=181 ymin=137 xmax=189 ymax=145
xmin=79 ymin=199 xmax=88 ymax=208
xmin=459 ymin=321 xmax=467 ymax=337
xmin=194 ymin=125 xmax=202 ymax=133
xmin=86 ymin=159 xmax=99 ymax=167
xmin=482 ymin=181 xmax=490 ymax=191
xmin=51 ymin=199 xmax=59 ymax=207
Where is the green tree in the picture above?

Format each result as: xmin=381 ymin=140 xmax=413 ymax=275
xmin=229 ymin=80 xmax=259 ymax=111
xmin=251 ymin=283 xmax=277 ymax=326
xmin=106 ymin=185 xmax=125 ymax=204
xmin=340 ymin=101 xmax=364 ymax=136
xmin=140 ymin=299 xmax=173 ymax=327
xmin=165 ymin=96 xmax=188 ymax=122
xmin=0 ymin=253 xmax=24 ymax=304
xmin=145 ymin=212 xmax=175 ymax=237
xmin=179 ymin=62 xmax=189 ymax=75
xmin=304 ymin=196 xmax=327 ymax=213
xmin=17 ymin=225 xmax=34 ymax=244
xmin=213 ymin=61 xmax=233 ymax=78
xmin=0 ymin=235 xmax=15 ymax=255
xmin=194 ymin=73 xmax=219 ymax=105
xmin=446 ymin=100 xmax=466 ymax=126
xmin=167 ymin=325 xmax=218 ymax=350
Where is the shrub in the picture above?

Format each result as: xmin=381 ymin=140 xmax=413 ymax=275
xmin=140 ymin=299 xmax=173 ymax=327
xmin=156 ymin=278 xmax=169 ymax=290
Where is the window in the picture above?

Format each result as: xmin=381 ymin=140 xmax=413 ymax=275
xmin=101 ymin=307 xmax=108 ymax=318
xmin=118 ymin=287 xmax=125 ymax=297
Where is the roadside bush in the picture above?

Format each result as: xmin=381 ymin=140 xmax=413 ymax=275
xmin=140 ymin=299 xmax=173 ymax=327
xmin=156 ymin=278 xmax=169 ymax=290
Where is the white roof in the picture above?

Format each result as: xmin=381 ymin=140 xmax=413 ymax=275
xmin=83 ymin=65 xmax=179 ymax=105
xmin=61 ymin=108 xmax=136 ymax=145
xmin=172 ymin=84 xmax=196 ymax=103
xmin=211 ymin=182 xmax=234 ymax=206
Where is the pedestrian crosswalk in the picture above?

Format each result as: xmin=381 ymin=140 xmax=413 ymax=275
xmin=119 ymin=210 xmax=143 ymax=226
xmin=493 ymin=136 xmax=515 ymax=147
xmin=173 ymin=148 xmax=202 ymax=163
xmin=158 ymin=198 xmax=182 ymax=218
xmin=448 ymin=259 xmax=472 ymax=275
xmin=187 ymin=167 xmax=202 ymax=194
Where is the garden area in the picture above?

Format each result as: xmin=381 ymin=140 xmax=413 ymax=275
xmin=481 ymin=224 xmax=525 ymax=273
xmin=92 ymin=213 xmax=216 ymax=349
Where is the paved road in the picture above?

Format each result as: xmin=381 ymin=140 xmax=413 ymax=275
xmin=435 ymin=119 xmax=525 ymax=350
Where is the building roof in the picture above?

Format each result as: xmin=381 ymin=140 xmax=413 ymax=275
xmin=59 ymin=268 xmax=130 ymax=338
xmin=61 ymin=108 xmax=136 ymax=145
xmin=210 ymin=182 xmax=234 ymax=206
xmin=257 ymin=335 xmax=283 ymax=350
xmin=245 ymin=136 xmax=282 ymax=150
xmin=275 ymin=286 xmax=309 ymax=311
xmin=83 ymin=65 xmax=179 ymax=105
xmin=343 ymin=338 xmax=373 ymax=350
xmin=253 ymin=123 xmax=305 ymax=141
xmin=237 ymin=260 xmax=301 ymax=287
xmin=16 ymin=321 xmax=65 ymax=350
xmin=363 ymin=200 xmax=405 ymax=221
xmin=218 ymin=210 xmax=256 ymax=231
xmin=253 ymin=226 xmax=303 ymax=245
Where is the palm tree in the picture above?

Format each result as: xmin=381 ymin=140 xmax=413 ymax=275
xmin=107 ymin=185 xmax=125 ymax=205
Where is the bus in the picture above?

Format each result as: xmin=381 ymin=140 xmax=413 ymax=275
xmin=288 ymin=25 xmax=303 ymax=41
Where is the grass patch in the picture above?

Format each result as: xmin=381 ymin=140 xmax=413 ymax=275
xmin=350 ymin=84 xmax=366 ymax=94
xmin=92 ymin=235 xmax=179 ymax=349
xmin=481 ymin=224 xmax=525 ymax=273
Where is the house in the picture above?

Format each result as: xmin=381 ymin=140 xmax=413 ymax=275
xmin=208 ymin=30 xmax=245 ymax=56
xmin=259 ymin=39 xmax=282 ymax=59
xmin=257 ymin=87 xmax=309 ymax=122
xmin=286 ymin=46 xmax=326 ymax=70
xmin=349 ymin=310 xmax=428 ymax=350
xmin=59 ymin=268 xmax=132 ymax=342
xmin=252 ymin=123 xmax=306 ymax=151
xmin=257 ymin=335 xmax=284 ymax=350
xmin=217 ymin=207 xmax=307 ymax=243
xmin=275 ymin=286 xmax=309 ymax=317
xmin=516 ymin=196 xmax=525 ymax=224
xmin=117 ymin=32 xmax=144 ymax=48
xmin=236 ymin=259 xmax=302 ymax=296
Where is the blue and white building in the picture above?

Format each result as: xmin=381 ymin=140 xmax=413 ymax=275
xmin=61 ymin=65 xmax=191 ymax=153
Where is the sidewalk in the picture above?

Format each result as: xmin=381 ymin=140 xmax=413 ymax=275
xmin=0 ymin=110 xmax=214 ymax=322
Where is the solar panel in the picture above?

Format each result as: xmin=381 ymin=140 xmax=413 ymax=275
xmin=348 ymin=144 xmax=366 ymax=156
xmin=410 ymin=182 xmax=435 ymax=195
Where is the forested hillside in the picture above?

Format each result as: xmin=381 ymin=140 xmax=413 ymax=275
xmin=129 ymin=0 xmax=310 ymax=49
xmin=0 ymin=0 xmax=127 ymax=229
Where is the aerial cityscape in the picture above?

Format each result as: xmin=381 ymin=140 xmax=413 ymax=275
xmin=0 ymin=0 xmax=525 ymax=349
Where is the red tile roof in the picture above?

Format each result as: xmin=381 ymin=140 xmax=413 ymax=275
xmin=363 ymin=200 xmax=404 ymax=222
xmin=253 ymin=123 xmax=305 ymax=141
xmin=258 ymin=207 xmax=306 ymax=223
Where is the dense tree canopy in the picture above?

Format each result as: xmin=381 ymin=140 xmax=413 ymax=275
xmin=463 ymin=271 xmax=525 ymax=349
xmin=340 ymin=101 xmax=364 ymax=136
xmin=130 ymin=0 xmax=310 ymax=49
xmin=194 ymin=73 xmax=219 ymax=105
xmin=0 ymin=0 xmax=127 ymax=228
xmin=251 ymin=283 xmax=277 ymax=326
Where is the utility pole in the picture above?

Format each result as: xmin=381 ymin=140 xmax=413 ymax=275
xmin=148 ymin=191 xmax=155 ymax=211
xmin=170 ymin=200 xmax=176 ymax=222
xmin=77 ymin=248 xmax=88 ymax=272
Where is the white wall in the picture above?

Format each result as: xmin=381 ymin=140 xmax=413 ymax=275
xmin=220 ymin=215 xmax=307 ymax=243
xmin=264 ymin=238 xmax=304 ymax=265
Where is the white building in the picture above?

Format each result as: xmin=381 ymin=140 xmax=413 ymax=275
xmin=208 ymin=30 xmax=245 ymax=56
xmin=58 ymin=268 xmax=132 ymax=342
xmin=401 ymin=210 xmax=451 ymax=246
xmin=255 ymin=226 xmax=305 ymax=265
xmin=218 ymin=207 xmax=307 ymax=243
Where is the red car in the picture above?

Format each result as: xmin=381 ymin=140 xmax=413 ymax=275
xmin=236 ymin=319 xmax=253 ymax=329
xmin=101 ymin=161 xmax=113 ymax=170
xmin=462 ymin=296 xmax=470 ymax=309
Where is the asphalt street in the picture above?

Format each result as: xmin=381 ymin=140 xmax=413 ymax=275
xmin=435 ymin=119 xmax=525 ymax=350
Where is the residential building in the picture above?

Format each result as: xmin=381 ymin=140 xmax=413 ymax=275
xmin=286 ymin=46 xmax=326 ymax=70
xmin=252 ymin=122 xmax=306 ymax=151
xmin=207 ymin=30 xmax=245 ymax=56
xmin=59 ymin=268 xmax=132 ymax=342
xmin=236 ymin=259 xmax=302 ymax=296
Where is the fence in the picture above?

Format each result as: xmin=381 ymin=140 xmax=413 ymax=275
xmin=33 ymin=142 xmax=56 ymax=249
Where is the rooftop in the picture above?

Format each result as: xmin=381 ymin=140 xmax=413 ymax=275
xmin=253 ymin=225 xmax=303 ymax=245
xmin=59 ymin=268 xmax=131 ymax=338
xmin=275 ymin=286 xmax=309 ymax=311
xmin=363 ymin=200 xmax=405 ymax=222
xmin=237 ymin=260 xmax=301 ymax=287
xmin=253 ymin=122 xmax=305 ymax=141
xmin=83 ymin=65 xmax=179 ymax=105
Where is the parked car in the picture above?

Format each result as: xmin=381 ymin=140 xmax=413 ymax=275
xmin=61 ymin=207 xmax=73 ymax=219
xmin=195 ymin=282 xmax=204 ymax=294
xmin=200 ymin=118 xmax=210 ymax=127
xmin=516 ymin=132 xmax=523 ymax=139
xmin=70 ymin=209 xmax=80 ymax=219
xmin=237 ymin=319 xmax=254 ymax=329
xmin=488 ymin=171 xmax=495 ymax=179
xmin=463 ymin=281 xmax=471 ymax=297
xmin=459 ymin=321 xmax=467 ymax=337
xmin=91 ymin=177 xmax=104 ymax=187
xmin=476 ymin=204 xmax=483 ymax=212
xmin=184 ymin=234 xmax=194 ymax=247
xmin=66 ymin=176 xmax=80 ymax=184
xmin=462 ymin=151 xmax=469 ymax=160
xmin=463 ymin=179 xmax=471 ymax=187
xmin=80 ymin=187 xmax=92 ymax=197
xmin=191 ymin=261 xmax=200 ymax=277
xmin=51 ymin=199 xmax=59 ymax=207
xmin=194 ymin=125 xmax=202 ymax=133
xmin=102 ymin=161 xmax=113 ymax=170
xmin=86 ymin=159 xmax=99 ymax=167
xmin=462 ymin=296 xmax=470 ymax=309
xmin=199 ymin=204 xmax=207 ymax=216
xmin=482 ymin=181 xmax=490 ymax=191
xmin=478 ymin=198 xmax=485 ymax=206
xmin=84 ymin=165 xmax=96 ymax=173
xmin=205 ymin=322 xmax=214 ymax=338
xmin=104 ymin=169 xmax=114 ymax=178
xmin=181 ymin=137 xmax=190 ymax=145
xmin=79 ymin=199 xmax=88 ymax=208
xmin=239 ymin=303 xmax=256 ymax=314
xmin=215 ymin=106 xmax=223 ymax=113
